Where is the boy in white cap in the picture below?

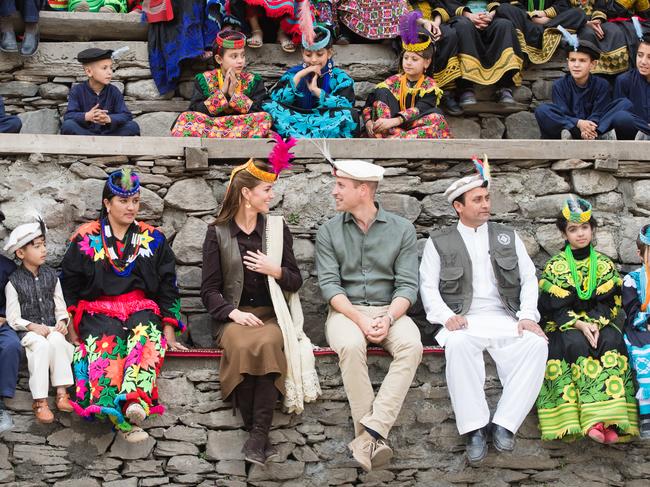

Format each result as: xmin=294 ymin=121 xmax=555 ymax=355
xmin=4 ymin=216 xmax=74 ymax=424
xmin=315 ymin=148 xmax=423 ymax=472
xmin=419 ymin=156 xmax=548 ymax=463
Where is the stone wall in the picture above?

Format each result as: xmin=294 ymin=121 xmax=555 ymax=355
xmin=2 ymin=355 xmax=650 ymax=487
xmin=0 ymin=152 xmax=648 ymax=346
xmin=0 ymin=40 xmax=562 ymax=139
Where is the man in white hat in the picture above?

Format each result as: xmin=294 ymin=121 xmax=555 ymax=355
xmin=419 ymin=156 xmax=548 ymax=463
xmin=316 ymin=157 xmax=423 ymax=472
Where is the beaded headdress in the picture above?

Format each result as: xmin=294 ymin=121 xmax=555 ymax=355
xmin=228 ymin=134 xmax=297 ymax=184
xmin=303 ymin=25 xmax=331 ymax=51
xmin=107 ymin=168 xmax=140 ymax=198
xmin=640 ymin=225 xmax=650 ymax=246
xmin=561 ymin=198 xmax=592 ymax=223
xmin=399 ymin=11 xmax=432 ymax=53
xmin=215 ymin=30 xmax=246 ymax=50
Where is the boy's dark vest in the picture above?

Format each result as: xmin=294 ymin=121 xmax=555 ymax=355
xmin=430 ymin=222 xmax=521 ymax=319
xmin=8 ymin=265 xmax=58 ymax=334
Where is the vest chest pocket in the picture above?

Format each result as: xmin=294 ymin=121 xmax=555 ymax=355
xmin=493 ymin=254 xmax=520 ymax=288
xmin=439 ymin=266 xmax=464 ymax=294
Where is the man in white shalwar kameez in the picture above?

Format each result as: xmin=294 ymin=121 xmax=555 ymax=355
xmin=419 ymin=156 xmax=548 ymax=463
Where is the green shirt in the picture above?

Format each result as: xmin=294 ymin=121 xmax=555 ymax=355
xmin=315 ymin=206 xmax=419 ymax=306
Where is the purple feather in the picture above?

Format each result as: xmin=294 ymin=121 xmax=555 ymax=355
xmin=399 ymin=11 xmax=422 ymax=45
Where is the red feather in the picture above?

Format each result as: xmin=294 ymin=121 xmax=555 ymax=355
xmin=269 ymin=134 xmax=297 ymax=174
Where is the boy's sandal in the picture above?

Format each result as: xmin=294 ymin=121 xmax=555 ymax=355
xmin=247 ymin=30 xmax=263 ymax=48
xmin=55 ymin=392 xmax=74 ymax=412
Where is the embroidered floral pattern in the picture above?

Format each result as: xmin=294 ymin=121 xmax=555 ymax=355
xmin=171 ymin=111 xmax=272 ymax=138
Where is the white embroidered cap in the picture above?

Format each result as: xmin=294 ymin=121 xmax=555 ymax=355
xmin=332 ymin=159 xmax=385 ymax=182
xmin=4 ymin=221 xmax=46 ymax=255
xmin=444 ymin=155 xmax=491 ymax=203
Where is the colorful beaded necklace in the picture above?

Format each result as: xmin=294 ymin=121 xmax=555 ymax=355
xmin=564 ymin=244 xmax=598 ymax=300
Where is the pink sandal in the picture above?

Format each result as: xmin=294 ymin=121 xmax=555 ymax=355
xmin=587 ymin=423 xmax=606 ymax=443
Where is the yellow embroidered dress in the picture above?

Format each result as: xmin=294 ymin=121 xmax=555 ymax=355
xmin=536 ymin=246 xmax=638 ymax=440
xmin=171 ymin=69 xmax=272 ymax=138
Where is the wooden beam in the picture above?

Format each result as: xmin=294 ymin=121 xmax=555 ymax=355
xmin=1 ymin=134 xmax=648 ymax=162
xmin=11 ymin=11 xmax=148 ymax=41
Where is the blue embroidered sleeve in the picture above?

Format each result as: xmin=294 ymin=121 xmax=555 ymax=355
xmin=318 ymin=70 xmax=355 ymax=109
xmin=270 ymin=72 xmax=300 ymax=105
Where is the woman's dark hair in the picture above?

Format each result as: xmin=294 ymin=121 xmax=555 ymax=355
xmin=99 ymin=183 xmax=114 ymax=220
xmin=637 ymin=224 xmax=650 ymax=252
xmin=213 ymin=160 xmax=272 ymax=225
xmin=555 ymin=214 xmax=598 ymax=233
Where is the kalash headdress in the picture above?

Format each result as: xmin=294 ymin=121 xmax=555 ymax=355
xmin=4 ymin=211 xmax=47 ymax=254
xmin=214 ymin=29 xmax=246 ymax=51
xmin=399 ymin=11 xmax=432 ymax=53
xmin=561 ymin=198 xmax=592 ymax=223
xmin=639 ymin=224 xmax=650 ymax=246
xmin=228 ymin=134 xmax=297 ymax=186
xmin=558 ymin=25 xmax=601 ymax=59
xmin=299 ymin=0 xmax=331 ymax=51
xmin=107 ymin=168 xmax=141 ymax=197
xmin=444 ymin=155 xmax=490 ymax=203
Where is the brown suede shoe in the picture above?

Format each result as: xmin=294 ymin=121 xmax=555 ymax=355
xmin=348 ymin=431 xmax=375 ymax=472
xmin=370 ymin=439 xmax=393 ymax=469
xmin=56 ymin=393 xmax=73 ymax=413
xmin=32 ymin=399 xmax=54 ymax=424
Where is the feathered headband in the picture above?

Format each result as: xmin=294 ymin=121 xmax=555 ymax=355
xmin=215 ymin=29 xmax=246 ymax=50
xmin=562 ymin=198 xmax=592 ymax=223
xmin=228 ymin=134 xmax=297 ymax=185
xmin=303 ymin=25 xmax=331 ymax=51
xmin=107 ymin=168 xmax=140 ymax=198
xmin=399 ymin=11 xmax=432 ymax=53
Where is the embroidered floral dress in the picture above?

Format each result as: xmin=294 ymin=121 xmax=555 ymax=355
xmin=362 ymin=74 xmax=451 ymax=139
xmin=622 ymin=267 xmax=650 ymax=424
xmin=171 ymin=69 xmax=272 ymax=138
xmin=262 ymin=65 xmax=359 ymax=138
xmin=61 ymin=220 xmax=185 ymax=432
xmin=535 ymin=246 xmax=638 ymax=440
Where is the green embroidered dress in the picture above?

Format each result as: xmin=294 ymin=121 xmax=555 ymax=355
xmin=536 ymin=245 xmax=638 ymax=440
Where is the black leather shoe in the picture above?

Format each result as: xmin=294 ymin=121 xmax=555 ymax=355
xmin=442 ymin=94 xmax=463 ymax=116
xmin=492 ymin=424 xmax=516 ymax=452
xmin=465 ymin=427 xmax=488 ymax=463
xmin=20 ymin=31 xmax=39 ymax=57
xmin=0 ymin=31 xmax=18 ymax=53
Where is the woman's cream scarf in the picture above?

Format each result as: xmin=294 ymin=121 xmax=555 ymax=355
xmin=265 ymin=215 xmax=321 ymax=413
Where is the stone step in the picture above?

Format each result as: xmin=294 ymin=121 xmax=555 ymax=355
xmin=11 ymin=10 xmax=148 ymax=41
xmin=0 ymin=133 xmax=644 ymax=162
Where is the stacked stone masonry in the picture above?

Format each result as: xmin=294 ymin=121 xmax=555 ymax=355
xmin=0 ymin=40 xmax=558 ymax=139
xmin=1 ymin=152 xmax=650 ymax=485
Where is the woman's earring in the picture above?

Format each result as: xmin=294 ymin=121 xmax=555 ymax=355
xmin=327 ymin=60 xmax=333 ymax=74
xmin=302 ymin=62 xmax=308 ymax=68
xmin=245 ymin=202 xmax=251 ymax=209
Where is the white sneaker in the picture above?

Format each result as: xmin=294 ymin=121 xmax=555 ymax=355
xmin=561 ymin=129 xmax=573 ymax=140
xmin=125 ymin=403 xmax=146 ymax=425
xmin=599 ymin=130 xmax=617 ymax=140
xmin=635 ymin=130 xmax=650 ymax=141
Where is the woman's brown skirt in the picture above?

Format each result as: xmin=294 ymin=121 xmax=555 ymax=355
xmin=218 ymin=306 xmax=287 ymax=401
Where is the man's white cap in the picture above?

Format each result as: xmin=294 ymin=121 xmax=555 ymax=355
xmin=4 ymin=220 xmax=46 ymax=255
xmin=310 ymin=141 xmax=385 ymax=182
xmin=332 ymin=159 xmax=385 ymax=182
xmin=444 ymin=155 xmax=491 ymax=203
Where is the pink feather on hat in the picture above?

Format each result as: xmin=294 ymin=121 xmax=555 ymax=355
xmin=269 ymin=133 xmax=297 ymax=175
xmin=299 ymin=0 xmax=315 ymax=46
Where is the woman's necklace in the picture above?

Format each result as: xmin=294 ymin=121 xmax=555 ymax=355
xmin=564 ymin=244 xmax=598 ymax=300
